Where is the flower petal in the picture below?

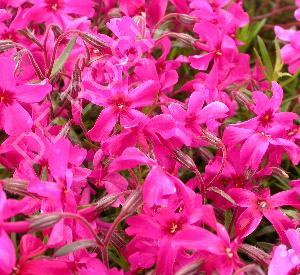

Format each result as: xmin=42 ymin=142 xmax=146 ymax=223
xmin=88 ymin=107 xmax=117 ymax=142
xmin=240 ymin=133 xmax=269 ymax=169
xmin=3 ymin=102 xmax=33 ymax=135
xmin=235 ymin=207 xmax=263 ymax=238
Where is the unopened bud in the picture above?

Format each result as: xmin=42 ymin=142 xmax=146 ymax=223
xmin=133 ymin=15 xmax=147 ymax=39
xmin=121 ymin=188 xmax=143 ymax=215
xmin=70 ymin=63 xmax=82 ymax=96
xmin=198 ymin=147 xmax=214 ymax=162
xmin=29 ymin=213 xmax=62 ymax=231
xmin=177 ymin=14 xmax=197 ymax=25
xmin=201 ymin=128 xmax=222 ymax=146
xmin=0 ymin=41 xmax=14 ymax=53
xmin=2 ymin=179 xmax=31 ymax=197
xmin=19 ymin=29 xmax=43 ymax=48
xmin=232 ymin=90 xmax=252 ymax=110
xmin=271 ymin=167 xmax=289 ymax=179
xmin=81 ymin=33 xmax=111 ymax=51
xmin=111 ymin=232 xmax=127 ymax=250
xmin=107 ymin=8 xmax=122 ymax=19
xmin=238 ymin=244 xmax=271 ymax=266
xmin=164 ymin=32 xmax=196 ymax=48
xmin=174 ymin=150 xmax=197 ymax=171
xmin=0 ymin=39 xmax=13 ymax=45
xmin=51 ymin=25 xmax=63 ymax=37
xmin=175 ymin=261 xmax=202 ymax=275
xmin=95 ymin=194 xmax=119 ymax=211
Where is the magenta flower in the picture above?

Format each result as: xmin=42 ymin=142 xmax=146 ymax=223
xmin=223 ymin=82 xmax=299 ymax=169
xmin=296 ymin=0 xmax=300 ymax=20
xmin=268 ymin=229 xmax=300 ymax=275
xmin=80 ymin=79 xmax=159 ymax=142
xmin=134 ymin=38 xmax=180 ymax=93
xmin=275 ymin=26 xmax=300 ymax=73
xmin=0 ymin=57 xmax=52 ymax=136
xmin=229 ymin=187 xmax=299 ymax=242
xmin=0 ymin=1 xmax=299 ymax=273
xmin=190 ymin=20 xmax=238 ymax=71
xmin=24 ymin=0 xmax=94 ymax=25
xmin=167 ymin=91 xmax=229 ymax=145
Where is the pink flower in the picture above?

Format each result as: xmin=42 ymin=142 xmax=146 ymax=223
xmin=80 ymin=79 xmax=159 ymax=142
xmin=119 ymin=0 xmax=145 ymax=16
xmin=167 ymin=91 xmax=229 ymax=145
xmin=0 ymin=57 xmax=52 ymax=136
xmin=190 ymin=20 xmax=238 ymax=71
xmin=228 ymin=187 xmax=299 ymax=243
xmin=223 ymin=82 xmax=299 ymax=169
xmin=295 ymin=0 xmax=300 ymax=21
xmin=268 ymin=229 xmax=300 ymax=275
xmin=134 ymin=38 xmax=180 ymax=93
xmin=146 ymin=0 xmax=168 ymax=26
xmin=0 ymin=228 xmax=15 ymax=274
xmin=275 ymin=26 xmax=300 ymax=74
xmin=24 ymin=0 xmax=94 ymax=26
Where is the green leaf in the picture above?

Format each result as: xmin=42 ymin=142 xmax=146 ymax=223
xmin=224 ymin=210 xmax=233 ymax=230
xmin=273 ymin=39 xmax=283 ymax=81
xmin=280 ymin=67 xmax=300 ymax=87
xmin=54 ymin=239 xmax=97 ymax=257
xmin=50 ymin=36 xmax=77 ymax=78
xmin=207 ymin=187 xmax=236 ymax=205
xmin=238 ymin=19 xmax=266 ymax=52
xmin=253 ymin=48 xmax=269 ymax=81
xmin=257 ymin=36 xmax=273 ymax=80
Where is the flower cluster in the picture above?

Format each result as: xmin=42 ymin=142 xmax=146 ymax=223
xmin=0 ymin=0 xmax=299 ymax=274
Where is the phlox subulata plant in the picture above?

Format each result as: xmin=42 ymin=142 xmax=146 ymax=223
xmin=0 ymin=0 xmax=299 ymax=274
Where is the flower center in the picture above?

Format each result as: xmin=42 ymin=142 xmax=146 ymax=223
xmin=185 ymin=114 xmax=196 ymax=127
xmin=258 ymin=200 xmax=268 ymax=210
xmin=287 ymin=264 xmax=300 ymax=275
xmin=0 ymin=89 xmax=14 ymax=105
xmin=125 ymin=47 xmax=137 ymax=56
xmin=165 ymin=218 xmax=184 ymax=235
xmin=259 ymin=109 xmax=274 ymax=127
xmin=287 ymin=127 xmax=299 ymax=137
xmin=1 ymin=30 xmax=17 ymax=41
xmin=226 ymin=248 xmax=233 ymax=259
xmin=170 ymin=222 xmax=178 ymax=234
xmin=110 ymin=95 xmax=131 ymax=113
xmin=45 ymin=0 xmax=61 ymax=11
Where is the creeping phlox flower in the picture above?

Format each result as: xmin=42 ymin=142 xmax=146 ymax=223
xmin=0 ymin=0 xmax=299 ymax=274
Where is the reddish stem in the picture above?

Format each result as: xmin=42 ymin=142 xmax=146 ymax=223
xmin=2 ymin=221 xmax=30 ymax=233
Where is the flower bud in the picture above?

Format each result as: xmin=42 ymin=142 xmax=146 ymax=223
xmin=0 ymin=42 xmax=14 ymax=53
xmin=201 ymin=128 xmax=221 ymax=146
xmin=177 ymin=14 xmax=197 ymax=25
xmin=174 ymin=150 xmax=197 ymax=171
xmin=271 ymin=167 xmax=289 ymax=179
xmin=231 ymin=90 xmax=252 ymax=110
xmin=121 ymin=188 xmax=143 ymax=215
xmin=239 ymin=244 xmax=271 ymax=266
xmin=107 ymin=8 xmax=122 ymax=19
xmin=111 ymin=232 xmax=127 ymax=250
xmin=2 ymin=179 xmax=31 ymax=197
xmin=70 ymin=63 xmax=82 ymax=96
xmin=51 ymin=25 xmax=63 ymax=37
xmin=175 ymin=261 xmax=202 ymax=275
xmin=95 ymin=194 xmax=119 ymax=212
xmin=165 ymin=33 xmax=196 ymax=48
xmin=19 ymin=29 xmax=43 ymax=48
xmin=29 ymin=213 xmax=62 ymax=231
xmin=198 ymin=147 xmax=214 ymax=162
xmin=80 ymin=33 xmax=111 ymax=51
